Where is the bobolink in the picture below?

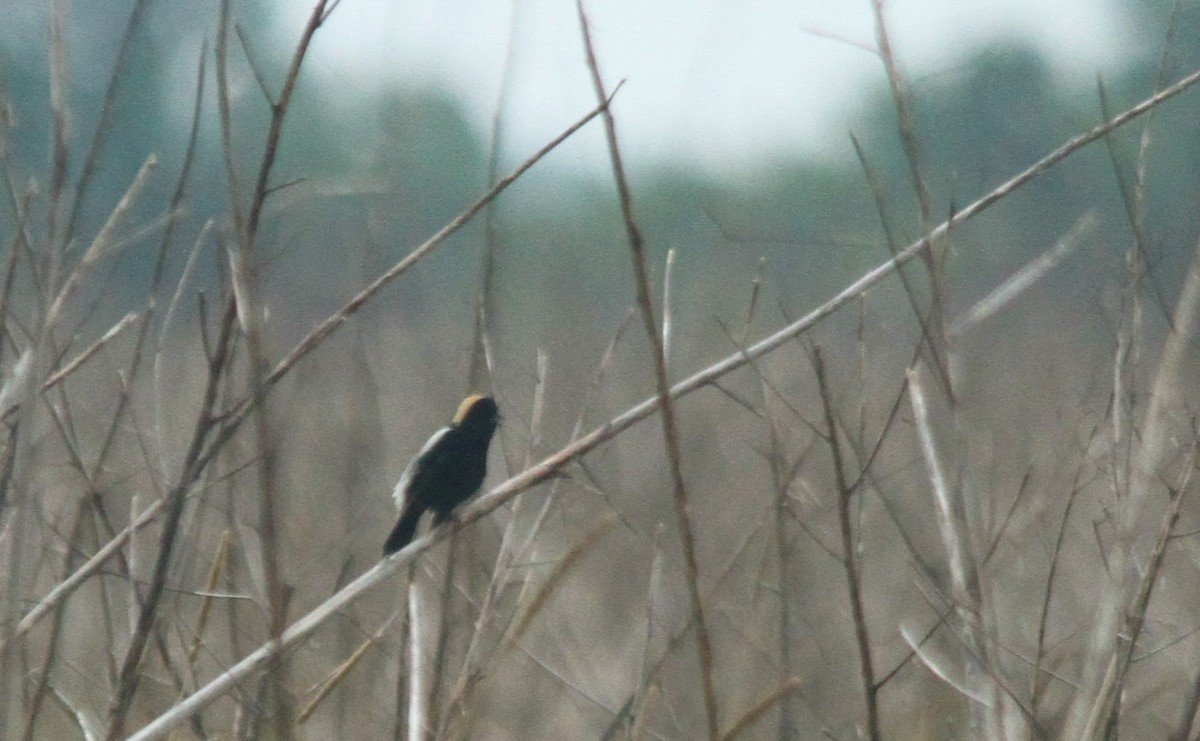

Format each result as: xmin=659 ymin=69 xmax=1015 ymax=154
xmin=383 ymin=394 xmax=500 ymax=555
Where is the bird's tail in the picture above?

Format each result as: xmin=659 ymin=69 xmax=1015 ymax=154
xmin=383 ymin=506 xmax=422 ymax=555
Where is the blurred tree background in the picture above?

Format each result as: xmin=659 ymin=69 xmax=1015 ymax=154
xmin=2 ymin=1 xmax=1198 ymax=344
xmin=3 ymin=0 xmax=1198 ymax=335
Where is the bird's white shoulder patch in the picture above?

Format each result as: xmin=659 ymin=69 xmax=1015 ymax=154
xmin=392 ymin=426 xmax=452 ymax=507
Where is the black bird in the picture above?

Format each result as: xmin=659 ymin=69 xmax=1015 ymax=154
xmin=383 ymin=394 xmax=500 ymax=555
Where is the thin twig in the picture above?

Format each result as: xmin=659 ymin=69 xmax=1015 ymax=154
xmin=630 ymin=523 xmax=667 ymax=736
xmin=46 ymin=155 xmax=158 ymax=330
xmin=502 ymin=514 xmax=617 ymax=649
xmin=949 ymin=211 xmax=1098 ymax=337
xmin=233 ymin=24 xmax=277 ymax=107
xmin=1032 ymin=461 xmax=1086 ymax=713
xmin=715 ymin=676 xmax=803 ymax=741
xmin=297 ymin=616 xmax=393 ymax=724
xmin=40 ymin=310 xmax=139 ymax=391
xmin=186 ymin=530 xmax=233 ymax=665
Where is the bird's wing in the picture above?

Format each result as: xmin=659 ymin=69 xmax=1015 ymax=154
xmin=392 ymin=426 xmax=452 ymax=508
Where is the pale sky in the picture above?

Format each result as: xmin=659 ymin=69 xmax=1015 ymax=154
xmin=288 ymin=0 xmax=1140 ymax=176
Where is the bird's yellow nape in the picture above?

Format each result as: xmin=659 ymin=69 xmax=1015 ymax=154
xmin=454 ymin=394 xmax=487 ymax=424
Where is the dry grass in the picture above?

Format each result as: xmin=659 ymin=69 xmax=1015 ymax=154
xmin=3 ymin=2 xmax=1200 ymax=740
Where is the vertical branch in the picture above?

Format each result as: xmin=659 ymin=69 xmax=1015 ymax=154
xmin=0 ymin=189 xmax=30 ymax=374
xmin=871 ymin=0 xmax=954 ymax=397
xmin=215 ymin=0 xmax=245 ymax=238
xmin=426 ymin=541 xmax=458 ymax=739
xmin=0 ymin=2 xmax=71 ymax=726
xmin=1171 ymin=666 xmax=1200 ymax=741
xmin=850 ymin=134 xmax=941 ymax=384
xmin=0 ymin=306 xmax=44 ymax=740
xmin=576 ymin=3 xmax=719 ymax=736
xmin=662 ymin=248 xmax=676 ymax=368
xmin=407 ymin=576 xmax=432 ymax=741
xmin=469 ymin=0 xmax=518 ymax=392
xmin=245 ymin=0 xmax=331 ymax=242
xmin=392 ymin=582 xmax=410 ymax=741
xmin=1104 ymin=451 xmax=1194 ymax=740
xmin=767 ymin=414 xmax=796 ymax=738
xmin=45 ymin=0 xmax=69 ymax=256
xmin=872 ymin=0 xmax=934 ymax=229
xmin=631 ymin=523 xmax=667 ymax=735
xmin=219 ymin=2 xmax=332 ymax=735
xmin=18 ymin=511 xmax=83 ymax=741
xmin=812 ymin=347 xmax=879 ymax=739
xmin=187 ymin=531 xmax=233 ymax=666
xmin=907 ymin=365 xmax=1008 ymax=738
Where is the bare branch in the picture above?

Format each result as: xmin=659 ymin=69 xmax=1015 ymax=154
xmin=576 ymin=3 xmax=719 ymax=735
